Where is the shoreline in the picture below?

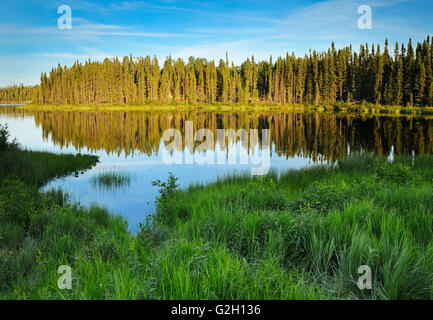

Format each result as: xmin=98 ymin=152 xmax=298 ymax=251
xmin=9 ymin=102 xmax=433 ymax=118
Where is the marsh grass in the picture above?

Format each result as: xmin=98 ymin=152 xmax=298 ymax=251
xmin=0 ymin=124 xmax=98 ymax=188
xmin=91 ymin=170 xmax=131 ymax=189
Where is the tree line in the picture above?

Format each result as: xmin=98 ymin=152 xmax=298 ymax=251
xmin=1 ymin=36 xmax=433 ymax=106
xmin=0 ymin=85 xmax=38 ymax=103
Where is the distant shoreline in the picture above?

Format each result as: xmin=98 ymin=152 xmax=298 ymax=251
xmin=8 ymin=102 xmax=433 ymax=118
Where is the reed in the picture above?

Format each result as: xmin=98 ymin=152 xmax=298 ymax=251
xmin=91 ymin=170 xmax=131 ymax=189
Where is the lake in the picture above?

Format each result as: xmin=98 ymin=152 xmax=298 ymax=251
xmin=1 ymin=105 xmax=433 ymax=231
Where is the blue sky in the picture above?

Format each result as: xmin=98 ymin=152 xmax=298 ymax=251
xmin=0 ymin=0 xmax=432 ymax=86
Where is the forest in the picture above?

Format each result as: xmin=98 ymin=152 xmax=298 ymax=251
xmin=1 ymin=36 xmax=433 ymax=107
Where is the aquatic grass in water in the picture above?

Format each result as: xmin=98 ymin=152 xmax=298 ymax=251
xmin=91 ymin=170 xmax=132 ymax=189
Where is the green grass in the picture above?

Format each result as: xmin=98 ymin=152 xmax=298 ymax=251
xmin=0 ymin=125 xmax=98 ymax=188
xmin=1 ymin=122 xmax=433 ymax=299
xmin=91 ymin=170 xmax=131 ymax=189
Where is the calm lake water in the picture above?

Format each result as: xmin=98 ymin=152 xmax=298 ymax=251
xmin=1 ymin=106 xmax=433 ymax=231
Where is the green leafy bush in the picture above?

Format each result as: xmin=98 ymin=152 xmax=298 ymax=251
xmin=291 ymin=180 xmax=349 ymax=214
xmin=370 ymin=159 xmax=412 ymax=184
xmin=152 ymin=172 xmax=181 ymax=225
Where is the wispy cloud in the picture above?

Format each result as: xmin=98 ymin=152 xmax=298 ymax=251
xmin=36 ymin=52 xmax=115 ymax=60
xmin=47 ymin=0 xmax=111 ymax=13
xmin=108 ymin=1 xmax=204 ymax=13
xmin=51 ymin=0 xmax=287 ymax=25
xmin=0 ymin=22 xmax=196 ymax=40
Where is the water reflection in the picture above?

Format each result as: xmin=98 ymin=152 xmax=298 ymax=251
xmin=2 ymin=106 xmax=433 ymax=161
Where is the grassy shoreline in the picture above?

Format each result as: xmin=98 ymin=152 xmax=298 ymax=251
xmin=13 ymin=102 xmax=433 ymax=118
xmin=1 ymin=124 xmax=433 ymax=299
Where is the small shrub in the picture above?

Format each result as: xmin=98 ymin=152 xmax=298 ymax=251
xmin=370 ymin=159 xmax=412 ymax=184
xmin=292 ymin=181 xmax=349 ymax=214
xmin=152 ymin=172 xmax=180 ymax=225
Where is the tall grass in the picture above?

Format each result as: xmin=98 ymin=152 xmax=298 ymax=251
xmin=91 ymin=170 xmax=131 ymax=189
